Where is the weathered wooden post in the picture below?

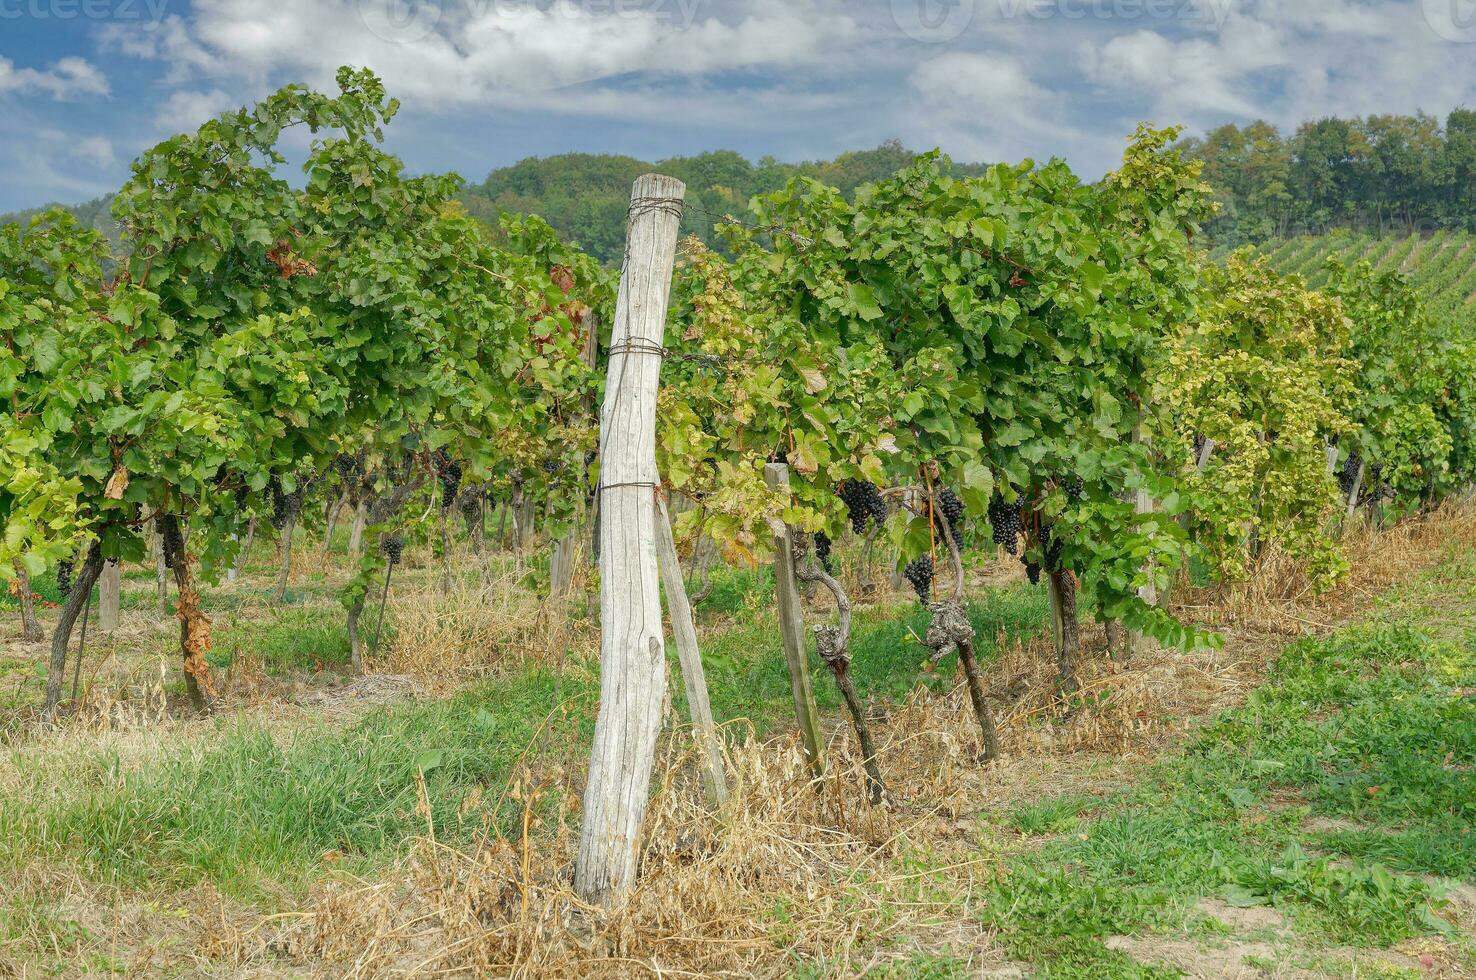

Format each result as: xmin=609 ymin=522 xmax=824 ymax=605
xmin=763 ymin=462 xmax=826 ymax=780
xmin=98 ymin=559 xmax=120 ymax=633
xmin=1343 ymin=456 xmax=1367 ymax=528
xmin=575 ymin=174 xmax=685 ymax=907
xmin=653 ymin=493 xmax=729 ymax=808
xmin=1126 ymin=411 xmax=1157 ymax=658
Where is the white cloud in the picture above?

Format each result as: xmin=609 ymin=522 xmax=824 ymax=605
xmin=1079 ymin=1 xmax=1476 ymax=134
xmin=0 ymin=57 xmax=110 ymax=100
xmin=70 ymin=136 xmax=117 ymax=169
xmin=105 ymin=0 xmax=857 ymax=106
xmin=100 ymin=15 xmax=217 ymax=84
xmin=903 ymin=51 xmax=1104 ymax=166
xmin=156 ymin=88 xmax=241 ymax=132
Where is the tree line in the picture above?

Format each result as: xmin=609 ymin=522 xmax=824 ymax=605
xmin=1181 ymin=110 xmax=1476 ymax=245
xmin=11 ymin=109 xmax=1476 ymax=265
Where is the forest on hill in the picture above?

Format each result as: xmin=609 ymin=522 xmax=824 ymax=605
xmin=8 ymin=111 xmax=1476 ymax=264
xmin=0 ymin=141 xmax=983 ymax=266
xmin=457 ymin=140 xmax=989 ymax=264
xmin=1181 ymin=110 xmax=1476 ymax=245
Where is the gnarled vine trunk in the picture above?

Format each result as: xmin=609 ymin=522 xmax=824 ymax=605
xmin=347 ymin=504 xmax=367 ymax=557
xmin=1048 ymin=569 xmax=1081 ymax=694
xmin=346 ymin=474 xmax=426 ymax=675
xmin=796 ymin=540 xmax=885 ymax=804
xmin=41 ymin=545 xmax=104 ymax=724
xmin=274 ymin=513 xmax=297 ymax=603
xmin=232 ymin=517 xmax=257 ymax=580
xmin=323 ymin=493 xmax=348 ymax=553
xmin=172 ymin=551 xmax=217 ymax=713
xmin=13 ymin=561 xmax=43 ymax=643
xmin=928 ymin=505 xmax=1000 ymax=762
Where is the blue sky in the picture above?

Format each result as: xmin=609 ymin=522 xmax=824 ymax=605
xmin=1 ymin=0 xmax=1474 ymax=212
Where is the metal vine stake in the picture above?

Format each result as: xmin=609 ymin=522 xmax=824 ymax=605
xmin=70 ymin=590 xmax=93 ymax=707
xmin=372 ymin=561 xmax=395 ymax=654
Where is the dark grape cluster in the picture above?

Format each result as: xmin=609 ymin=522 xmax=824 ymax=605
xmin=931 ymin=487 xmax=965 ymax=535
xmin=1338 ymin=454 xmax=1362 ymax=497
xmin=269 ymin=479 xmax=301 ymax=531
xmin=1020 ymin=519 xmax=1063 ymax=584
xmin=904 ymin=554 xmax=934 ymax=603
xmin=1061 ymin=476 xmax=1084 ymax=502
xmin=381 ymin=535 xmax=404 ymax=566
xmin=334 ymin=452 xmax=365 ymax=482
xmin=1358 ymin=464 xmax=1395 ymax=505
xmin=439 ymin=460 xmax=463 ymax=510
xmin=814 ymin=531 xmax=834 ymax=575
xmin=1043 ymin=527 xmax=1064 ymax=573
xmin=839 ymin=479 xmax=888 ymax=535
xmin=160 ymin=515 xmax=184 ymax=570
xmin=56 ymin=559 xmax=74 ymax=598
xmin=988 ymin=495 xmax=1022 ymax=555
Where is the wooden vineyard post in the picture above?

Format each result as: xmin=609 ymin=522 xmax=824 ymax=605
xmin=653 ymin=493 xmax=729 ymax=808
xmin=1126 ymin=409 xmax=1157 ymax=658
xmin=575 ymin=173 xmax=685 ymax=907
xmin=763 ymin=462 xmax=826 ymax=781
xmin=1157 ymin=437 xmax=1216 ymax=619
xmin=1343 ymin=456 xmax=1367 ymax=529
xmin=98 ymin=559 xmax=120 ymax=633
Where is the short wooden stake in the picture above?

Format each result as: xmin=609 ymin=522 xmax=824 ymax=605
xmin=764 ymin=462 xmax=826 ymax=780
xmin=653 ymin=493 xmax=729 ymax=808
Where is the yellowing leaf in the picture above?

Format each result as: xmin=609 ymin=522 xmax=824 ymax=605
xmin=104 ymin=467 xmax=129 ymax=500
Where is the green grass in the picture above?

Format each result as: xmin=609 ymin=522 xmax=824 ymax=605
xmin=207 ymin=607 xmax=354 ymax=673
xmin=0 ymin=670 xmax=594 ymax=903
xmin=1010 ymin=793 xmax=1098 ymax=836
xmin=695 ymin=583 xmax=1049 ymax=733
xmin=981 ymin=606 xmax=1476 ymax=977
